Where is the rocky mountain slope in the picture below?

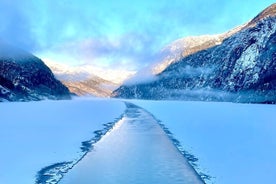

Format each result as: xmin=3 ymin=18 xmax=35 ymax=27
xmin=45 ymin=61 xmax=134 ymax=97
xmin=113 ymin=4 xmax=276 ymax=103
xmin=152 ymin=24 xmax=246 ymax=74
xmin=0 ymin=43 xmax=71 ymax=102
xmin=61 ymin=77 xmax=116 ymax=97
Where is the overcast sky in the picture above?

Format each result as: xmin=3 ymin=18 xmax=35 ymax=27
xmin=0 ymin=0 xmax=275 ymax=70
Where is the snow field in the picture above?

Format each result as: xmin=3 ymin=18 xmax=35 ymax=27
xmin=133 ymin=100 xmax=276 ymax=184
xmin=0 ymin=98 xmax=125 ymax=184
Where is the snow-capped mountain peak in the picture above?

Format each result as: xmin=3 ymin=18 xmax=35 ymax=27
xmin=113 ymin=4 xmax=276 ymax=104
xmin=44 ymin=60 xmax=135 ymax=85
xmin=44 ymin=60 xmax=135 ymax=97
xmin=152 ymin=23 xmax=246 ymax=74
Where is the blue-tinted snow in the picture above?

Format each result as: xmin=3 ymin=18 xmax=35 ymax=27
xmin=59 ymin=103 xmax=204 ymax=184
xmin=133 ymin=100 xmax=276 ymax=184
xmin=0 ymin=98 xmax=125 ymax=184
xmin=2 ymin=98 xmax=275 ymax=184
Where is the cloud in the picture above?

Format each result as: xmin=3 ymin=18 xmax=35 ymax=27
xmin=37 ymin=34 xmax=159 ymax=69
xmin=0 ymin=0 xmax=37 ymax=49
xmin=123 ymin=67 xmax=158 ymax=86
xmin=0 ymin=0 xmax=275 ymax=70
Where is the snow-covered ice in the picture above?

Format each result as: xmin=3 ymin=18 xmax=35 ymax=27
xmin=59 ymin=103 xmax=204 ymax=184
xmin=133 ymin=100 xmax=276 ymax=184
xmin=0 ymin=98 xmax=125 ymax=184
xmin=1 ymin=98 xmax=275 ymax=184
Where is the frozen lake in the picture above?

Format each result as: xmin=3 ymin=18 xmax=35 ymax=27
xmin=1 ymin=98 xmax=275 ymax=184
xmin=59 ymin=103 xmax=203 ymax=184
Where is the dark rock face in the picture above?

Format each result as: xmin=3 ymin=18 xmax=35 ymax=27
xmin=0 ymin=46 xmax=71 ymax=102
xmin=113 ymin=14 xmax=276 ymax=103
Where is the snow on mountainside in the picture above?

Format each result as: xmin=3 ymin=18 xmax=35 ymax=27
xmin=0 ymin=42 xmax=71 ymax=102
xmin=45 ymin=60 xmax=135 ymax=97
xmin=152 ymin=4 xmax=276 ymax=75
xmin=113 ymin=4 xmax=276 ymax=103
xmin=152 ymin=24 xmax=246 ymax=74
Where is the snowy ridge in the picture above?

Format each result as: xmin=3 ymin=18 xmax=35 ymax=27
xmin=45 ymin=60 xmax=135 ymax=97
xmin=114 ymin=13 xmax=276 ymax=103
xmin=152 ymin=23 xmax=246 ymax=74
xmin=45 ymin=60 xmax=135 ymax=85
xmin=35 ymin=112 xmax=125 ymax=184
xmin=118 ymin=22 xmax=246 ymax=84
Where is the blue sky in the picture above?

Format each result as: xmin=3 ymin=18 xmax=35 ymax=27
xmin=0 ymin=0 xmax=275 ymax=69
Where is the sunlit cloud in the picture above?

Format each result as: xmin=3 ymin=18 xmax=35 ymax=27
xmin=37 ymin=34 xmax=159 ymax=69
xmin=0 ymin=0 xmax=275 ymax=70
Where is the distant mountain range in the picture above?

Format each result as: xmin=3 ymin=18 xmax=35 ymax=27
xmin=113 ymin=4 xmax=276 ymax=103
xmin=0 ymin=42 xmax=71 ymax=102
xmin=45 ymin=61 xmax=134 ymax=97
xmin=2 ymin=4 xmax=275 ymax=103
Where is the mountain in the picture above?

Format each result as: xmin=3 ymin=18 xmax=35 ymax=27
xmin=45 ymin=61 xmax=134 ymax=97
xmin=0 ymin=42 xmax=71 ymax=102
xmin=60 ymin=76 xmax=116 ymax=97
xmin=152 ymin=24 xmax=246 ymax=75
xmin=113 ymin=4 xmax=276 ymax=104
